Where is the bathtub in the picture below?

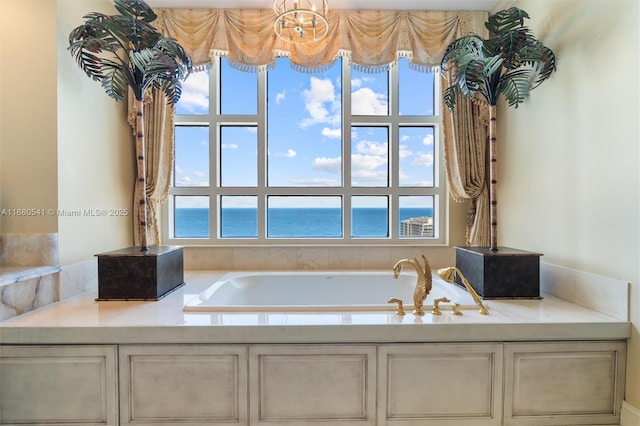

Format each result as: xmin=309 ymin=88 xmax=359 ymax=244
xmin=184 ymin=270 xmax=481 ymax=312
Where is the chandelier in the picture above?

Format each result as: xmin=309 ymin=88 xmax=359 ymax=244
xmin=273 ymin=0 xmax=329 ymax=44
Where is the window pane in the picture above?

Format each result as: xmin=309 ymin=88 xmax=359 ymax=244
xmin=398 ymin=58 xmax=435 ymax=116
xmin=267 ymin=196 xmax=342 ymax=238
xmin=174 ymin=126 xmax=209 ymax=187
xmin=399 ymin=127 xmax=434 ymax=187
xmin=267 ymin=57 xmax=342 ymax=187
xmin=351 ymin=67 xmax=388 ymax=115
xmin=220 ymin=196 xmax=257 ymax=238
xmin=220 ymin=58 xmax=257 ymax=115
xmin=352 ymin=196 xmax=388 ymax=238
xmin=174 ymin=196 xmax=209 ymax=238
xmin=220 ymin=126 xmax=257 ymax=187
xmin=351 ymin=127 xmax=388 ymax=187
xmin=399 ymin=196 xmax=434 ymax=238
xmin=175 ymin=70 xmax=209 ymax=115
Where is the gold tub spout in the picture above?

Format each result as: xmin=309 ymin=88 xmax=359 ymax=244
xmin=393 ymin=255 xmax=432 ymax=316
xmin=437 ymin=267 xmax=489 ymax=315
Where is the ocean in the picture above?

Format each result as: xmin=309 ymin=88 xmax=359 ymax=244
xmin=174 ymin=207 xmax=433 ymax=238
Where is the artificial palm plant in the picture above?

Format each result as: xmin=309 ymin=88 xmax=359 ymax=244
xmin=441 ymin=7 xmax=556 ymax=252
xmin=68 ymin=0 xmax=192 ymax=251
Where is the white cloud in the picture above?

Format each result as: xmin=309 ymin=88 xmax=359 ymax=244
xmin=175 ymin=165 xmax=184 ymax=174
xmin=312 ymin=156 xmax=342 ymax=174
xmin=423 ymin=134 xmax=434 ymax=146
xmin=351 ymin=87 xmax=388 ymax=115
xmin=176 ymin=176 xmax=192 ymax=185
xmin=351 ymin=78 xmax=362 ymax=89
xmin=300 ymin=77 xmax=340 ymax=128
xmin=289 ymin=177 xmax=340 ymax=186
xmin=322 ymin=127 xmax=341 ymax=139
xmin=222 ymin=143 xmax=238 ymax=150
xmin=356 ymin=140 xmax=387 ymax=156
xmin=399 ymin=145 xmax=412 ymax=159
xmin=283 ymin=149 xmax=297 ymax=158
xmin=412 ymin=153 xmax=434 ymax=167
xmin=400 ymin=135 xmax=411 ymax=142
xmin=276 ymin=90 xmax=286 ymax=104
xmin=178 ymin=71 xmax=209 ymax=112
xmin=193 ymin=170 xmax=206 ymax=177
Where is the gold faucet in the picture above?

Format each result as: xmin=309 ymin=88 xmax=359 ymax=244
xmin=437 ymin=267 xmax=489 ymax=315
xmin=393 ymin=255 xmax=432 ymax=316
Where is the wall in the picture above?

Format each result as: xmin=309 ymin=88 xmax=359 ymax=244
xmin=0 ymin=0 xmax=58 ymax=233
xmin=499 ymin=0 xmax=640 ymax=410
xmin=56 ymin=0 xmax=134 ymax=266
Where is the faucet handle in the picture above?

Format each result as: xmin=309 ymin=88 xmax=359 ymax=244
xmin=451 ymin=303 xmax=463 ymax=315
xmin=432 ymin=297 xmax=451 ymax=315
xmin=387 ymin=298 xmax=406 ymax=315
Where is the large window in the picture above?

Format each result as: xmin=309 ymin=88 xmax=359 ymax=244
xmin=166 ymin=56 xmax=445 ymax=245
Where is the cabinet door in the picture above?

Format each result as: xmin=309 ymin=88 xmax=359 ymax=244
xmin=378 ymin=343 xmax=503 ymax=426
xmin=504 ymin=341 xmax=626 ymax=426
xmin=0 ymin=345 xmax=117 ymax=426
xmin=249 ymin=344 xmax=376 ymax=426
xmin=119 ymin=345 xmax=248 ymax=426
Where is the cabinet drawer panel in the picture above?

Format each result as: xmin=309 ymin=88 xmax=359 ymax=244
xmin=119 ymin=345 xmax=247 ymax=426
xmin=505 ymin=341 xmax=626 ymax=425
xmin=0 ymin=345 xmax=117 ymax=426
xmin=250 ymin=345 xmax=376 ymax=426
xmin=378 ymin=344 xmax=503 ymax=426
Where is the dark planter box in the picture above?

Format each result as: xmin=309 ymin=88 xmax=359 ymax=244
xmin=454 ymin=246 xmax=542 ymax=299
xmin=96 ymin=246 xmax=184 ymax=300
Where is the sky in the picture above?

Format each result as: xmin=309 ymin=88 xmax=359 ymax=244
xmin=173 ymin=56 xmax=436 ymax=209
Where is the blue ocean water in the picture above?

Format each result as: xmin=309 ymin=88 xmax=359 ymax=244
xmin=175 ymin=207 xmax=433 ymax=238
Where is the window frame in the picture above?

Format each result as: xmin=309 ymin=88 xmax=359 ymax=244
xmin=164 ymin=56 xmax=447 ymax=246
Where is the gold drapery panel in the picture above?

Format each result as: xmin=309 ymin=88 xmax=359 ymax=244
xmin=441 ymin=13 xmax=491 ymax=246
xmin=154 ymin=8 xmax=487 ymax=72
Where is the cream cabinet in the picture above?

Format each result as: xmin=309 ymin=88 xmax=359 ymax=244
xmin=0 ymin=341 xmax=626 ymax=426
xmin=249 ymin=344 xmax=377 ymax=426
xmin=0 ymin=345 xmax=117 ymax=426
xmin=504 ymin=341 xmax=626 ymax=426
xmin=118 ymin=345 xmax=248 ymax=426
xmin=378 ymin=343 xmax=504 ymax=426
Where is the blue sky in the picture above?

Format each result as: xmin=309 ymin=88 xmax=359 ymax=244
xmin=173 ymin=57 xmax=435 ymax=208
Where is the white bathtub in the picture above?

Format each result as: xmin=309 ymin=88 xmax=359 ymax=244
xmin=184 ymin=271 xmax=481 ymax=312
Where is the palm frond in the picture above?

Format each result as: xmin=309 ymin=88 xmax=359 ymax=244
xmin=441 ymin=6 xmax=556 ymax=110
xmin=68 ymin=0 xmax=192 ymax=104
xmin=485 ymin=7 xmax=529 ymax=34
xmin=496 ymin=68 xmax=537 ymax=107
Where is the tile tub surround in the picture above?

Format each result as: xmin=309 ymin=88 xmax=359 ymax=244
xmin=0 ymin=233 xmax=59 ymax=267
xmin=0 ymin=270 xmax=630 ymax=344
xmin=0 ymin=233 xmax=61 ymax=321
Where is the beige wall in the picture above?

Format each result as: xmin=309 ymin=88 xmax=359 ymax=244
xmin=56 ymin=0 xmax=134 ymax=265
xmin=0 ymin=0 xmax=58 ymax=233
xmin=0 ymin=0 xmax=134 ymax=264
xmin=500 ymin=0 xmax=640 ymax=408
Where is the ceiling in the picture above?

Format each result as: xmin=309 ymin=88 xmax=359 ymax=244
xmin=145 ymin=0 xmax=502 ymax=11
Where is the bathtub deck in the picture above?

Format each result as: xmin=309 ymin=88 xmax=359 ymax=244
xmin=0 ymin=270 xmax=630 ymax=344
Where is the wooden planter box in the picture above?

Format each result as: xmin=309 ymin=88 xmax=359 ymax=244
xmin=96 ymin=246 xmax=184 ymax=300
xmin=454 ymin=246 xmax=542 ymax=299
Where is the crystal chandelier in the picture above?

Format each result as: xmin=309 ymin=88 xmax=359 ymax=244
xmin=273 ymin=0 xmax=329 ymax=44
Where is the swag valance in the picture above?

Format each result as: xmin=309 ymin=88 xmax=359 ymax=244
xmin=153 ymin=8 xmax=487 ymax=72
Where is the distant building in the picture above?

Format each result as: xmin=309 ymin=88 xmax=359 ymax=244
xmin=400 ymin=216 xmax=434 ymax=237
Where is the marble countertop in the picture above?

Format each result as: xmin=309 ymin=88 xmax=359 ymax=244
xmin=0 ymin=270 xmax=631 ymax=345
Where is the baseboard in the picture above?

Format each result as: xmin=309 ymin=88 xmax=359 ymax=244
xmin=621 ymin=401 xmax=640 ymax=426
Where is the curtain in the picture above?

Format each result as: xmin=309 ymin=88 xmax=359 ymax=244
xmin=441 ymin=13 xmax=491 ymax=246
xmin=131 ymin=7 xmax=488 ymax=245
